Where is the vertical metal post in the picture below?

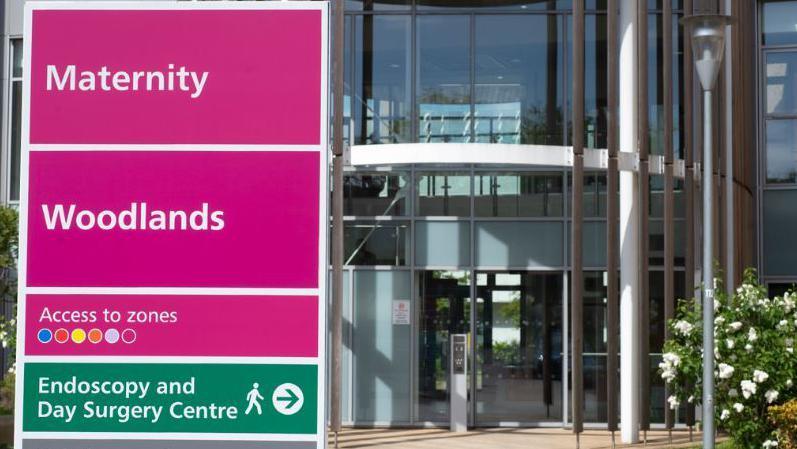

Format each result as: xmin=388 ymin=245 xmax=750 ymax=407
xmin=683 ymin=0 xmax=697 ymax=430
xmin=662 ymin=0 xmax=675 ymax=434
xmin=571 ymin=0 xmax=585 ymax=439
xmin=637 ymin=0 xmax=651 ymax=437
xmin=702 ymin=88 xmax=715 ymax=449
xmin=571 ymin=0 xmax=585 ymax=441
xmin=330 ymin=0 xmax=345 ymax=446
xmin=605 ymin=0 xmax=620 ymax=441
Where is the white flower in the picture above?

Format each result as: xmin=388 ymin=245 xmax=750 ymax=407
xmin=674 ymin=320 xmax=694 ymax=336
xmin=718 ymin=363 xmax=735 ymax=379
xmin=715 ymin=316 xmax=726 ymax=325
xmin=754 ymin=370 xmax=770 ymax=383
xmin=787 ymin=338 xmax=794 ymax=347
xmin=714 ymin=299 xmax=720 ymax=311
xmin=728 ymin=322 xmax=743 ymax=332
xmin=745 ymin=343 xmax=753 ymax=352
xmin=766 ymin=389 xmax=779 ymax=404
xmin=784 ymin=293 xmax=795 ymax=312
xmin=729 ymin=388 xmax=739 ymax=398
xmin=726 ymin=339 xmax=735 ymax=349
xmin=787 ymin=379 xmax=793 ymax=388
xmin=788 ymin=347 xmax=794 ymax=354
xmin=778 ymin=320 xmax=790 ymax=330
xmin=720 ymin=409 xmax=730 ymax=420
xmin=763 ymin=440 xmax=779 ymax=449
xmin=733 ymin=402 xmax=744 ymax=413
xmin=741 ymin=380 xmax=758 ymax=399
xmin=667 ymin=395 xmax=680 ymax=410
xmin=748 ymin=327 xmax=758 ymax=342
xmin=688 ymin=395 xmax=695 ymax=403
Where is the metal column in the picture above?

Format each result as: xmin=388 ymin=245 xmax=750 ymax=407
xmin=662 ymin=0 xmax=676 ymax=435
xmin=330 ymin=0 xmax=345 ymax=445
xmin=683 ymin=0 xmax=697 ymax=430
xmin=605 ymin=0 xmax=620 ymax=441
xmin=571 ymin=0 xmax=585 ymax=442
xmin=619 ymin=0 xmax=641 ymax=442
xmin=637 ymin=0 xmax=651 ymax=437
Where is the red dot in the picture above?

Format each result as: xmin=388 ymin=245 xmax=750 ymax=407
xmin=54 ymin=328 xmax=69 ymax=344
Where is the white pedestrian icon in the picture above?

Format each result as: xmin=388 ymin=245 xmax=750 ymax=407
xmin=245 ymin=382 xmax=264 ymax=416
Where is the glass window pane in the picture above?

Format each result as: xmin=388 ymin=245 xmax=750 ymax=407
xmin=344 ymin=221 xmax=409 ymax=266
xmin=765 ymin=119 xmax=797 ymax=184
xmin=354 ymin=270 xmax=412 ymax=422
xmin=766 ymin=51 xmax=797 ymax=115
xmin=417 ymin=16 xmax=471 ymax=143
xmin=415 ymin=222 xmax=471 ymax=267
xmin=566 ymin=172 xmax=608 ymax=218
xmin=474 ymin=172 xmax=563 ymax=217
xmin=418 ymin=270 xmax=471 ymax=422
xmin=474 ymin=15 xmax=564 ymax=145
xmin=475 ymin=272 xmax=563 ymax=423
xmin=417 ymin=173 xmax=471 ymax=216
xmin=763 ymin=190 xmax=797 ymax=276
xmin=12 ymin=39 xmax=22 ymax=78
xmin=567 ymin=14 xmax=608 ymax=149
xmin=346 ymin=0 xmax=411 ymax=11
xmin=354 ymin=16 xmax=412 ymax=145
xmin=10 ymin=81 xmax=21 ymax=202
xmin=342 ymin=173 xmax=409 ymax=216
xmin=763 ymin=1 xmax=797 ymax=46
xmin=475 ymin=222 xmax=564 ymax=268
xmin=417 ymin=0 xmax=571 ymax=10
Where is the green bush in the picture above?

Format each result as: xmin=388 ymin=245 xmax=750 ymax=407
xmin=0 ymin=206 xmax=18 ymax=414
xmin=661 ymin=269 xmax=796 ymax=449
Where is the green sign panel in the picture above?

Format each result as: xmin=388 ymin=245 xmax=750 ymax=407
xmin=23 ymin=363 xmax=317 ymax=434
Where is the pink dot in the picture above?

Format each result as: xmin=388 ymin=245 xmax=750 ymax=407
xmin=121 ymin=329 xmax=137 ymax=344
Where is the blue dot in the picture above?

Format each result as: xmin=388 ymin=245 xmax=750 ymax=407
xmin=37 ymin=328 xmax=53 ymax=344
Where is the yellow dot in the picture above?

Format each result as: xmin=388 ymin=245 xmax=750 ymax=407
xmin=71 ymin=328 xmax=86 ymax=344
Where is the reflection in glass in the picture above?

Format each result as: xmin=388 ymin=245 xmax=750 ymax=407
xmin=475 ymin=172 xmax=564 ymax=217
xmin=10 ymin=82 xmax=21 ymax=202
xmin=354 ymin=16 xmax=412 ymax=144
xmin=417 ymin=16 xmax=471 ymax=143
xmin=418 ymin=271 xmax=471 ymax=422
xmin=763 ymin=190 xmax=797 ymax=276
xmin=346 ymin=0 xmax=411 ymax=11
xmin=475 ymin=272 xmax=563 ymax=423
xmin=763 ymin=1 xmax=797 ymax=46
xmin=417 ymin=0 xmax=572 ymax=10
xmin=474 ymin=15 xmax=564 ymax=145
xmin=567 ymin=172 xmax=608 ymax=218
xmin=417 ymin=173 xmax=471 ymax=216
xmin=766 ymin=119 xmax=797 ymax=184
xmin=344 ymin=222 xmax=409 ymax=266
xmin=12 ymin=39 xmax=22 ymax=78
xmin=649 ymin=271 xmax=686 ymax=423
xmin=647 ymin=13 xmax=685 ymax=157
xmin=343 ymin=173 xmax=409 ymax=216
xmin=766 ymin=52 xmax=797 ymax=115
xmin=567 ymin=14 xmax=607 ymax=149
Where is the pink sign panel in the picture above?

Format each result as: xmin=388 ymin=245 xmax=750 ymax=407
xmin=26 ymin=150 xmax=320 ymax=288
xmin=25 ymin=294 xmax=319 ymax=357
xmin=29 ymin=8 xmax=322 ymax=145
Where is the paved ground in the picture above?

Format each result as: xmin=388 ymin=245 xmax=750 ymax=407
xmin=329 ymin=428 xmax=713 ymax=449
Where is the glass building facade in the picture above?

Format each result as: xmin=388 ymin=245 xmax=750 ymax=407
xmin=0 ymin=0 xmax=790 ymax=432
xmin=336 ymin=0 xmax=688 ymax=426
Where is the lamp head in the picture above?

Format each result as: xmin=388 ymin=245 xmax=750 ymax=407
xmin=680 ymin=14 xmax=734 ymax=91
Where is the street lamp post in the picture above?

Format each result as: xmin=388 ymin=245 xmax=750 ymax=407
xmin=681 ymin=14 xmax=733 ymax=449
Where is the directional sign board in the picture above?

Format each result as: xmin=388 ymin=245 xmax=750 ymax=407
xmin=15 ymin=3 xmax=328 ymax=449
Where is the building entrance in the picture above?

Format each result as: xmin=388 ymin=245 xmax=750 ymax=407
xmin=475 ymin=272 xmax=563 ymax=424
xmin=417 ymin=270 xmax=563 ymax=426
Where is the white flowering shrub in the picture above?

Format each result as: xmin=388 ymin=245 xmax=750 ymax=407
xmin=661 ymin=269 xmax=797 ymax=449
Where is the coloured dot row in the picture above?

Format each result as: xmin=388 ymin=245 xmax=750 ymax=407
xmin=37 ymin=328 xmax=137 ymax=345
